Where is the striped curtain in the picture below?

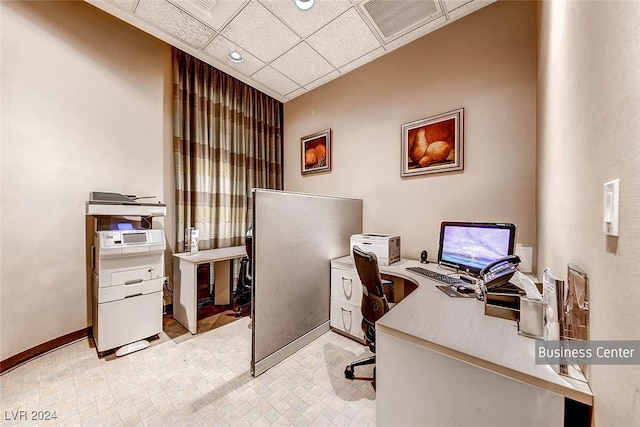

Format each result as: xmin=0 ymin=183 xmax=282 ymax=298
xmin=173 ymin=48 xmax=283 ymax=251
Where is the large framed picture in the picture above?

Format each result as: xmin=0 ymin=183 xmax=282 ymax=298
xmin=401 ymin=108 xmax=464 ymax=177
xmin=301 ymin=129 xmax=331 ymax=175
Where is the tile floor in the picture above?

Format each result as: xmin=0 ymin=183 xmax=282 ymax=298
xmin=0 ymin=317 xmax=376 ymax=426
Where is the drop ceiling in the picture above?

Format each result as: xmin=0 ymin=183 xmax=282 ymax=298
xmin=86 ymin=0 xmax=496 ymax=102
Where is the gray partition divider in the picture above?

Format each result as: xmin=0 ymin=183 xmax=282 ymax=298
xmin=252 ymin=190 xmax=363 ymax=376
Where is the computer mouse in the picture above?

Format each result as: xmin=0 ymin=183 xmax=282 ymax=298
xmin=456 ymin=285 xmax=476 ymax=294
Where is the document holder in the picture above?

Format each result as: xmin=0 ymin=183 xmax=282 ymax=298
xmin=518 ymin=297 xmax=544 ymax=339
xmin=484 ymin=283 xmax=522 ymax=321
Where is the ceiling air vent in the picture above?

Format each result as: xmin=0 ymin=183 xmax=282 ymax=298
xmin=190 ymin=0 xmax=217 ymax=13
xmin=167 ymin=0 xmax=240 ymax=30
xmin=167 ymin=0 xmax=219 ymax=19
xmin=359 ymin=0 xmax=443 ymax=41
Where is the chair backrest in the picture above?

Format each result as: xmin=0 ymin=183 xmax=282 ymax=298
xmin=236 ymin=228 xmax=253 ymax=294
xmin=353 ymin=246 xmax=389 ymax=325
xmin=245 ymin=227 xmax=253 ymax=261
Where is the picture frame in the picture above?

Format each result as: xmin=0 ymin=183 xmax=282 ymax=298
xmin=301 ymin=128 xmax=331 ymax=175
xmin=401 ymin=108 xmax=464 ymax=177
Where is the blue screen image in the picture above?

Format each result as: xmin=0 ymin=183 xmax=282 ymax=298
xmin=441 ymin=226 xmax=511 ymax=271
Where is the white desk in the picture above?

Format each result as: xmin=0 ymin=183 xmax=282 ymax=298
xmin=331 ymin=256 xmax=593 ymax=427
xmin=173 ymin=246 xmax=246 ymax=334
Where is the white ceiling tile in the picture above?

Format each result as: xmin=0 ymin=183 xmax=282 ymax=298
xmin=384 ymin=15 xmax=448 ymax=52
xmin=337 ymin=46 xmax=384 ymax=75
xmin=270 ymin=42 xmax=335 ymax=86
xmin=135 ymin=0 xmax=215 ymax=49
xmin=448 ymin=0 xmax=497 ymax=21
xmin=86 ymin=0 xmax=498 ymax=101
xmin=306 ymin=8 xmax=381 ymax=68
xmin=252 ymin=66 xmax=299 ymax=96
xmin=221 ymin=1 xmax=300 ymax=63
xmin=110 ymin=0 xmax=138 ymax=12
xmin=286 ymin=87 xmax=308 ymax=100
xmin=259 ymin=0 xmax=352 ymax=38
xmin=441 ymin=0 xmax=473 ymax=14
xmin=304 ymin=70 xmax=340 ymax=92
xmin=203 ymin=35 xmax=265 ymax=76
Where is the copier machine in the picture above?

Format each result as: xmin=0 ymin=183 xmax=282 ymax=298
xmin=93 ymin=229 xmax=165 ymax=356
xmin=87 ymin=192 xmax=166 ymax=357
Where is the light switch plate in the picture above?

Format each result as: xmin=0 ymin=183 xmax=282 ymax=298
xmin=603 ymin=179 xmax=620 ymax=236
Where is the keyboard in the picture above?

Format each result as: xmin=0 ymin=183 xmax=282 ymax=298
xmin=406 ymin=266 xmax=463 ymax=285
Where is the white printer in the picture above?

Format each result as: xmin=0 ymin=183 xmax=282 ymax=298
xmin=350 ymin=233 xmax=401 ymax=266
xmin=93 ymin=229 xmax=165 ymax=356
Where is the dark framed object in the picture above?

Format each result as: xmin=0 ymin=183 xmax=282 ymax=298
xmin=437 ymin=221 xmax=517 ymax=275
xmin=401 ymin=108 xmax=464 ymax=177
xmin=301 ymin=129 xmax=331 ymax=175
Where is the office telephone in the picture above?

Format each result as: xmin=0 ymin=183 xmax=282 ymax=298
xmin=480 ymin=255 xmax=521 ymax=290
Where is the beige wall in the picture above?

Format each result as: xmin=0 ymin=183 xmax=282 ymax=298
xmin=0 ymin=1 xmax=173 ymax=361
xmin=284 ymin=1 xmax=537 ymax=261
xmin=538 ymin=1 xmax=640 ymax=425
xmin=3 ymin=1 xmax=638 ymax=424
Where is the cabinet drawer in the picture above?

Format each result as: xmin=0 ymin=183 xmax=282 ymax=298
xmin=331 ymin=267 xmax=362 ymax=304
xmin=94 ymin=291 xmax=162 ymax=352
xmin=330 ymin=297 xmax=364 ymax=341
xmin=94 ymin=276 xmax=164 ymax=304
xmin=111 ymin=267 xmax=153 ymax=287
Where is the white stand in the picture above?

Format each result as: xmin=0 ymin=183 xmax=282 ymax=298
xmin=115 ymin=340 xmax=150 ymax=357
xmin=173 ymin=246 xmax=246 ymax=334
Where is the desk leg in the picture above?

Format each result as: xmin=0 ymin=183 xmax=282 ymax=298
xmin=174 ymin=260 xmax=198 ymax=335
xmin=214 ymin=259 xmax=232 ymax=305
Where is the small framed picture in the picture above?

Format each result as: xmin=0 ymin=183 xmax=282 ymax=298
xmin=401 ymin=108 xmax=464 ymax=177
xmin=301 ymin=129 xmax=331 ymax=175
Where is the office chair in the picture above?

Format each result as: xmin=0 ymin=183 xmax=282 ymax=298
xmin=233 ymin=228 xmax=253 ymax=317
xmin=344 ymin=246 xmax=393 ymax=388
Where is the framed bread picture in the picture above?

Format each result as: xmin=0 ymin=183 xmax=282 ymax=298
xmin=401 ymin=108 xmax=464 ymax=178
xmin=301 ymin=129 xmax=331 ymax=175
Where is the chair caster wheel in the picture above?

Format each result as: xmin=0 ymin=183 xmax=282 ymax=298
xmin=344 ymin=366 xmax=354 ymax=380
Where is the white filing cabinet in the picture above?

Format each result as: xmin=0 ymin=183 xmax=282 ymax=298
xmin=330 ymin=262 xmax=365 ymax=343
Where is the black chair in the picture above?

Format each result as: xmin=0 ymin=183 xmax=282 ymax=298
xmin=344 ymin=246 xmax=393 ymax=387
xmin=233 ymin=228 xmax=253 ymax=317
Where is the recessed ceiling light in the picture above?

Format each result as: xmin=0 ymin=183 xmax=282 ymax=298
xmin=295 ymin=0 xmax=314 ymax=11
xmin=228 ymin=51 xmax=244 ymax=63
